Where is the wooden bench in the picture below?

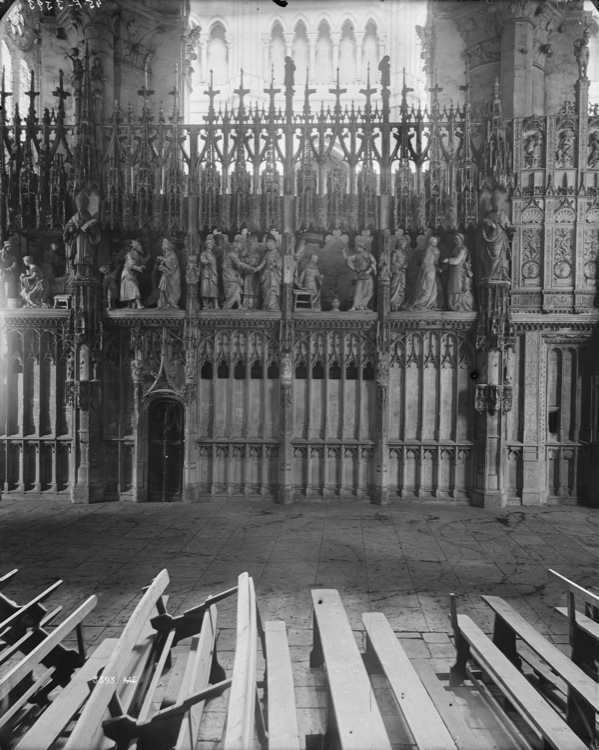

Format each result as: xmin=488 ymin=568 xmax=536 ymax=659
xmin=223 ymin=572 xmax=300 ymax=750
xmin=363 ymin=612 xmax=458 ymax=750
xmin=482 ymin=593 xmax=599 ymax=746
xmin=549 ymin=569 xmax=599 ymax=678
xmin=449 ymin=600 xmax=587 ymax=750
xmin=0 ymin=571 xmax=97 ymax=743
xmin=310 ymin=589 xmax=392 ymax=750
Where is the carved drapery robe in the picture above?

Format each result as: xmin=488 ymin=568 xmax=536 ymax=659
xmin=157 ymin=250 xmax=181 ymax=309
xmin=63 ymin=209 xmax=101 ymax=267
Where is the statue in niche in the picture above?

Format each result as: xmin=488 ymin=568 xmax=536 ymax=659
xmin=523 ymin=131 xmax=541 ymax=168
xmin=156 ymin=238 xmax=181 ymax=309
xmin=0 ymin=240 xmax=19 ymax=306
xmin=222 ymin=240 xmax=256 ymax=309
xmin=68 ymin=48 xmax=84 ymax=95
xmin=295 ymin=240 xmax=324 ymax=311
xmin=574 ymin=26 xmax=590 ymax=79
xmin=479 ymin=190 xmax=514 ymax=283
xmin=343 ymin=237 xmax=377 ymax=311
xmin=402 ymin=236 xmax=442 ymax=310
xmin=378 ymin=55 xmax=391 ymax=89
xmin=199 ymin=235 xmax=220 ymax=309
xmin=442 ymin=233 xmax=474 ymax=311
xmin=260 ymin=234 xmax=283 ymax=311
xmin=120 ymin=240 xmax=149 ymax=309
xmin=389 ymin=231 xmax=409 ymax=311
xmin=99 ymin=264 xmax=119 ymax=309
xmin=20 ymin=257 xmax=49 ymax=307
xmin=240 ymin=233 xmax=263 ymax=310
xmin=589 ymin=131 xmax=599 ymax=168
xmin=556 ymin=129 xmax=575 ymax=166
xmin=91 ymin=57 xmax=104 ymax=96
xmin=63 ymin=191 xmax=101 ymax=271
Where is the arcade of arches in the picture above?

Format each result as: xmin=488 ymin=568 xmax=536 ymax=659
xmin=1 ymin=0 xmax=599 ymax=510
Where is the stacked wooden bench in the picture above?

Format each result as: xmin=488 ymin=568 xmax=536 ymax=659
xmin=449 ymin=588 xmax=598 ymax=750
xmin=1 ymin=569 xmax=300 ymax=750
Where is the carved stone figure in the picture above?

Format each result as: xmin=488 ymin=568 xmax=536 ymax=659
xmin=378 ymin=55 xmax=391 ymax=89
xmin=240 ymin=234 xmax=263 ymax=310
xmin=63 ymin=192 xmax=101 ymax=270
xmin=199 ymin=236 xmax=220 ymax=309
xmin=479 ymin=190 xmax=513 ymax=283
xmin=222 ymin=241 xmax=255 ymax=309
xmin=297 ymin=254 xmax=323 ymax=310
xmin=284 ymin=56 xmax=295 ymax=91
xmin=574 ymin=27 xmax=590 ymax=79
xmin=260 ymin=235 xmax=283 ymax=311
xmin=120 ymin=240 xmax=148 ymax=309
xmin=156 ymin=238 xmax=181 ymax=310
xmin=0 ymin=241 xmax=19 ymax=306
xmin=91 ymin=57 xmax=104 ymax=96
xmin=68 ymin=48 xmax=83 ymax=94
xmin=403 ymin=236 xmax=442 ymax=310
xmin=556 ymin=129 xmax=575 ymax=166
xmin=343 ymin=238 xmax=377 ymax=311
xmin=588 ymin=131 xmax=599 ymax=168
xmin=99 ymin=265 xmax=119 ymax=309
xmin=389 ymin=233 xmax=409 ymax=311
xmin=442 ymin=233 xmax=474 ymax=312
xmin=20 ymin=256 xmax=48 ymax=307
xmin=523 ymin=131 xmax=541 ymax=168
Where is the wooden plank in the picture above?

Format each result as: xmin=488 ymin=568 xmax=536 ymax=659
xmin=64 ymin=569 xmax=170 ymax=750
xmin=0 ymin=569 xmax=18 ymax=589
xmin=0 ymin=666 xmax=54 ymax=730
xmin=482 ymin=595 xmax=599 ymax=711
xmin=555 ymin=606 xmax=599 ymax=643
xmin=174 ymin=604 xmax=220 ymax=750
xmin=549 ymin=570 xmax=599 ymax=611
xmin=14 ymin=638 xmax=118 ymax=750
xmin=0 ymin=580 xmax=62 ymax=634
xmin=456 ymin=614 xmax=587 ymax=750
xmin=310 ymin=590 xmax=392 ymax=750
xmin=411 ymin=659 xmax=487 ymax=750
xmin=0 ymin=594 xmax=97 ymax=703
xmin=264 ymin=620 xmax=300 ymax=750
xmin=363 ymin=613 xmax=457 ymax=750
xmin=223 ymin=573 xmax=258 ymax=750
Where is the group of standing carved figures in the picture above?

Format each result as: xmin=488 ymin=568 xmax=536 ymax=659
xmin=387 ymin=190 xmax=513 ymax=312
xmin=197 ymin=229 xmax=284 ymax=311
xmin=0 ymin=191 xmax=183 ymax=310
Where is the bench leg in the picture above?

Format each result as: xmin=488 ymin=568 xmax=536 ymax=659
xmin=449 ymin=632 xmax=470 ymax=687
xmin=566 ymin=689 xmax=596 ymax=747
xmin=571 ymin=623 xmax=599 ymax=676
xmin=309 ymin=612 xmax=323 ymax=669
xmin=491 ymin=618 xmax=521 ymax=670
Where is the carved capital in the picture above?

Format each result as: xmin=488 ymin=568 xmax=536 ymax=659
xmin=475 ymin=383 xmax=513 ymax=415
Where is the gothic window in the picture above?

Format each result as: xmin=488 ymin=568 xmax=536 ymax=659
xmin=19 ymin=59 xmax=29 ymax=115
xmin=233 ymin=361 xmax=246 ymax=380
xmin=295 ymin=362 xmax=308 ymax=379
xmin=329 ymin=361 xmax=341 ymax=379
xmin=292 ymin=21 xmax=308 ymax=83
xmin=1 ymin=40 xmax=12 ymax=94
xmin=312 ymin=361 xmax=325 ymax=379
xmin=200 ymin=362 xmax=213 ymax=379
xmin=362 ymin=20 xmax=379 ymax=81
xmin=346 ymin=361 xmax=359 ymax=380
xmin=250 ymin=361 xmax=263 ymax=379
xmin=217 ymin=361 xmax=229 ymax=378
xmin=208 ymin=23 xmax=229 ymax=86
xmin=270 ymin=21 xmax=285 ymax=85
xmin=315 ymin=21 xmax=332 ymax=85
xmin=362 ymin=361 xmax=375 ymax=380
xmin=267 ymin=362 xmax=279 ymax=379
xmin=339 ymin=21 xmax=356 ymax=85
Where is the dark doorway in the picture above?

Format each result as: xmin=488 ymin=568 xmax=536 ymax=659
xmin=148 ymin=399 xmax=184 ymax=502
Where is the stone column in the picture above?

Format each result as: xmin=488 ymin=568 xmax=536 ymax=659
xmin=263 ymin=35 xmax=271 ymax=82
xmin=200 ymin=33 xmax=209 ymax=84
xmin=307 ymin=33 xmax=317 ymax=84
xmin=277 ymin=232 xmax=295 ymax=504
xmin=373 ymin=234 xmax=391 ymax=505
xmin=284 ymin=32 xmax=294 ymax=58
xmin=354 ymin=32 xmax=365 ymax=84
xmin=500 ymin=17 xmax=534 ymax=119
xmin=331 ymin=32 xmax=341 ymax=75
xmin=520 ymin=331 xmax=547 ymax=504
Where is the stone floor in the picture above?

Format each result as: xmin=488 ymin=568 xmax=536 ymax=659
xmin=1 ymin=496 xmax=598 ymax=748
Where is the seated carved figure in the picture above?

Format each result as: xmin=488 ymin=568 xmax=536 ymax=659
xmin=21 ymin=256 xmax=49 ymax=307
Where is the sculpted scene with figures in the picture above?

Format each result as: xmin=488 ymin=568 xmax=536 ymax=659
xmin=0 ymin=0 xmax=597 ymax=510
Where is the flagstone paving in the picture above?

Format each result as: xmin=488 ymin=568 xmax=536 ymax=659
xmin=1 ymin=496 xmax=597 ymax=748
